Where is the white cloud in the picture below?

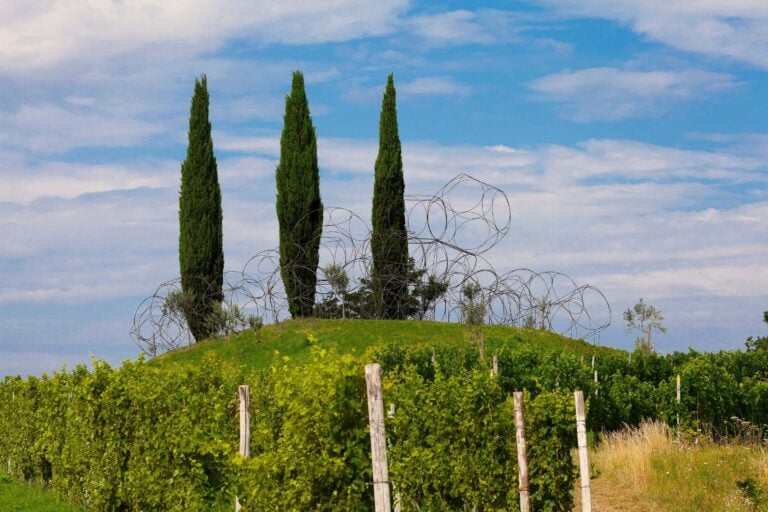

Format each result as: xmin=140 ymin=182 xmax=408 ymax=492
xmin=537 ymin=139 xmax=763 ymax=183
xmin=0 ymin=103 xmax=165 ymax=153
xmin=400 ymin=77 xmax=472 ymax=96
xmin=343 ymin=76 xmax=472 ymax=104
xmin=217 ymin=135 xmax=280 ymax=155
xmin=536 ymin=0 xmax=768 ymax=68
xmin=529 ymin=67 xmax=738 ymax=121
xmin=408 ymin=10 xmax=498 ymax=46
xmin=0 ymin=160 xmax=178 ymax=204
xmin=0 ymin=1 xmax=410 ymax=72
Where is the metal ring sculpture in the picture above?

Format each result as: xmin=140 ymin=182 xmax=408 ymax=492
xmin=131 ymin=174 xmax=611 ymax=355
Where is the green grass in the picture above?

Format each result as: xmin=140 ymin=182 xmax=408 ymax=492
xmin=152 ymin=318 xmax=621 ymax=369
xmin=0 ymin=474 xmax=84 ymax=512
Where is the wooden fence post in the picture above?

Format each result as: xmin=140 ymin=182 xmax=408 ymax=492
xmin=235 ymin=385 xmax=250 ymax=512
xmin=492 ymin=355 xmax=499 ymax=377
xmin=574 ymin=390 xmax=592 ymax=512
xmin=513 ymin=392 xmax=530 ymax=512
xmin=594 ymin=370 xmax=599 ymax=396
xmin=676 ymin=374 xmax=681 ymax=440
xmin=366 ymin=363 xmax=392 ymax=512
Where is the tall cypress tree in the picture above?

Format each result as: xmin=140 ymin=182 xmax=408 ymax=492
xmin=179 ymin=75 xmax=224 ymax=341
xmin=371 ymin=74 xmax=408 ymax=319
xmin=276 ymin=71 xmax=323 ymax=317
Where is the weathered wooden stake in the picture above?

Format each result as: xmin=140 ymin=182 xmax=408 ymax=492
xmin=235 ymin=385 xmax=250 ymax=511
xmin=676 ymin=374 xmax=681 ymax=439
xmin=431 ymin=350 xmax=436 ymax=366
xmin=574 ymin=390 xmax=592 ymax=512
xmin=591 ymin=355 xmax=595 ymax=369
xmin=492 ymin=355 xmax=499 ymax=377
xmin=594 ymin=370 xmax=599 ymax=396
xmin=366 ymin=363 xmax=392 ymax=512
xmin=513 ymin=392 xmax=530 ymax=512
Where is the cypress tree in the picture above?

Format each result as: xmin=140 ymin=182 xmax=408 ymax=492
xmin=178 ymin=75 xmax=224 ymax=341
xmin=276 ymin=71 xmax=323 ymax=317
xmin=371 ymin=74 xmax=409 ymax=319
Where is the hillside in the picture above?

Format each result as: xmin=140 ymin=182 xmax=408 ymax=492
xmin=151 ymin=318 xmax=622 ymax=369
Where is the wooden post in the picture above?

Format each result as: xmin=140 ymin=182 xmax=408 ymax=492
xmin=513 ymin=392 xmax=530 ymax=512
xmin=386 ymin=403 xmax=400 ymax=512
xmin=594 ymin=370 xmax=599 ymax=396
xmin=676 ymin=374 xmax=681 ymax=440
xmin=574 ymin=390 xmax=592 ymax=512
xmin=431 ymin=350 xmax=436 ymax=366
xmin=366 ymin=363 xmax=392 ymax=512
xmin=492 ymin=355 xmax=499 ymax=377
xmin=235 ymin=385 xmax=250 ymax=511
xmin=591 ymin=355 xmax=595 ymax=369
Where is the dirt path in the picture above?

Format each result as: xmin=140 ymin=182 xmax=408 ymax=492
xmin=573 ymin=477 xmax=654 ymax=512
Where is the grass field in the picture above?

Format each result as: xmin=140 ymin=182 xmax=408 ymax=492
xmin=0 ymin=474 xmax=84 ymax=512
xmin=577 ymin=421 xmax=768 ymax=512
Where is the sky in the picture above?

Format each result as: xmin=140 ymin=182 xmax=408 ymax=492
xmin=1 ymin=0 xmax=767 ymax=377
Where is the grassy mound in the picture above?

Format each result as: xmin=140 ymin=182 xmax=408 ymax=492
xmin=152 ymin=318 xmax=621 ymax=369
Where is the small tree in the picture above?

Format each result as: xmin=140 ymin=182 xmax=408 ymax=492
xmin=461 ymin=282 xmax=486 ymax=326
xmin=624 ymin=298 xmax=667 ymax=353
xmin=745 ymin=311 xmax=768 ymax=352
xmin=410 ymin=271 xmax=448 ymax=320
xmin=462 ymin=281 xmax=487 ymax=360
xmin=322 ymin=263 xmax=349 ymax=319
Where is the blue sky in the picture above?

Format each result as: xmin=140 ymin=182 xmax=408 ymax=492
xmin=1 ymin=0 xmax=767 ymax=376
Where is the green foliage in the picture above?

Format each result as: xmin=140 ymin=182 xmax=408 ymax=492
xmin=526 ymin=390 xmax=578 ymax=512
xmin=325 ymin=259 xmax=448 ymax=321
xmin=0 ymin=334 xmax=591 ymax=512
xmin=0 ymin=357 xmax=242 ymax=511
xmin=276 ymin=70 xmax=323 ymax=318
xmin=371 ymin=74 xmax=409 ymax=320
xmin=409 ymin=270 xmax=449 ymax=320
xmin=736 ymin=476 xmax=764 ymax=508
xmin=165 ymin=292 xmax=261 ymax=342
xmin=386 ymin=367 xmax=518 ymax=510
xmin=204 ymin=303 xmax=262 ymax=337
xmin=9 ymin=320 xmax=768 ymax=510
xmin=235 ymin=351 xmax=372 ymax=511
xmin=179 ymin=75 xmax=224 ymax=341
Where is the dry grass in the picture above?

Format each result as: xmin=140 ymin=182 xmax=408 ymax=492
xmin=577 ymin=420 xmax=768 ymax=512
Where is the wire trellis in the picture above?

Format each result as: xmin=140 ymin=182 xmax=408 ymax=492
xmin=130 ymin=174 xmax=611 ymax=355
